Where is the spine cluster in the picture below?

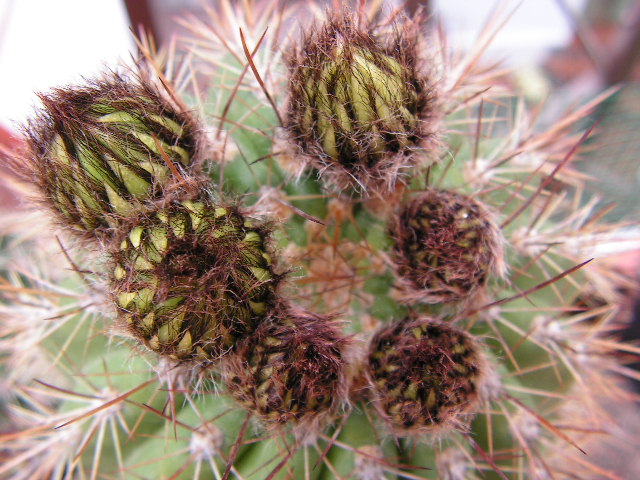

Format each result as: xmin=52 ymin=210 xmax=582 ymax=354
xmin=285 ymin=13 xmax=438 ymax=195
xmin=20 ymin=73 xmax=206 ymax=239
xmin=223 ymin=305 xmax=347 ymax=430
xmin=390 ymin=189 xmax=503 ymax=305
xmin=111 ymin=199 xmax=278 ymax=361
xmin=19 ymin=66 xmax=348 ymax=431
xmin=366 ymin=317 xmax=487 ymax=434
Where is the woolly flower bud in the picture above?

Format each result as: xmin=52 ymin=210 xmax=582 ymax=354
xmin=110 ymin=199 xmax=278 ymax=362
xmin=367 ymin=317 xmax=487 ymax=434
xmin=390 ymin=189 xmax=503 ymax=305
xmin=286 ymin=14 xmax=437 ymax=195
xmin=223 ymin=306 xmax=347 ymax=431
xmin=21 ymin=72 xmax=206 ymax=239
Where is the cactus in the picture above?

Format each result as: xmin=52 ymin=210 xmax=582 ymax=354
xmin=0 ymin=2 xmax=637 ymax=480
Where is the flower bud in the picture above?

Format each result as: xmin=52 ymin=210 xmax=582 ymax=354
xmin=390 ymin=189 xmax=503 ymax=304
xmin=23 ymin=73 xmax=206 ymax=239
xmin=367 ymin=317 xmax=486 ymax=434
xmin=286 ymin=14 xmax=437 ymax=194
xmin=110 ymin=199 xmax=278 ymax=362
xmin=223 ymin=306 xmax=347 ymax=430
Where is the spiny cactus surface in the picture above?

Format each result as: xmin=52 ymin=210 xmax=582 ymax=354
xmin=111 ymin=198 xmax=279 ymax=362
xmin=367 ymin=316 xmax=488 ymax=434
xmin=285 ymin=13 xmax=438 ymax=194
xmin=17 ymin=73 xmax=207 ymax=239
xmin=0 ymin=2 xmax=637 ymax=480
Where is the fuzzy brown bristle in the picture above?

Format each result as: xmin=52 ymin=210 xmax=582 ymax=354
xmin=390 ymin=189 xmax=503 ymax=305
xmin=367 ymin=316 xmax=487 ymax=434
xmin=18 ymin=71 xmax=209 ymax=241
xmin=285 ymin=12 xmax=439 ymax=195
xmin=223 ymin=304 xmax=348 ymax=431
xmin=110 ymin=197 xmax=281 ymax=363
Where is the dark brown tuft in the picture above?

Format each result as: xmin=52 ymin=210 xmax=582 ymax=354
xmin=110 ymin=197 xmax=281 ymax=363
xmin=223 ymin=304 xmax=348 ymax=431
xmin=367 ymin=316 xmax=486 ymax=434
xmin=390 ymin=189 xmax=503 ymax=305
xmin=16 ymin=70 xmax=209 ymax=241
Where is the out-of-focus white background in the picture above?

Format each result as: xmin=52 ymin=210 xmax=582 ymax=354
xmin=0 ymin=0 xmax=586 ymax=125
xmin=436 ymin=0 xmax=586 ymax=65
xmin=0 ymin=0 xmax=132 ymax=125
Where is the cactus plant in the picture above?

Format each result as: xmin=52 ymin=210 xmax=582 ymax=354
xmin=0 ymin=2 xmax=638 ymax=479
